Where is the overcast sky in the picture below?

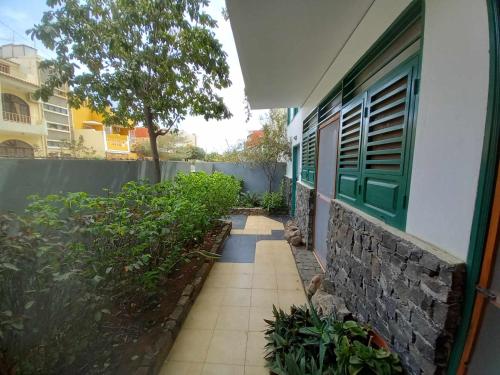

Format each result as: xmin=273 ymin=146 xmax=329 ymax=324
xmin=0 ymin=0 xmax=267 ymax=153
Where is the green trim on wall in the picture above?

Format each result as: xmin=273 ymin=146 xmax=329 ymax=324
xmin=447 ymin=0 xmax=500 ymax=373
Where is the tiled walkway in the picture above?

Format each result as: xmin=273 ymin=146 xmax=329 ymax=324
xmin=160 ymin=215 xmax=307 ymax=375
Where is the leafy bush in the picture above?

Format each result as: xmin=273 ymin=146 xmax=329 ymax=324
xmin=262 ymin=191 xmax=286 ymax=213
xmin=265 ymin=305 xmax=402 ymax=375
xmin=237 ymin=192 xmax=262 ymax=208
xmin=0 ymin=172 xmax=240 ymax=374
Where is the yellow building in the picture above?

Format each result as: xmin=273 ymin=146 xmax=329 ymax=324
xmin=72 ymin=105 xmax=137 ymax=160
xmin=0 ymin=45 xmax=47 ymax=158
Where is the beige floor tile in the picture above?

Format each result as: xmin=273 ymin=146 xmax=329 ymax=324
xmin=251 ymin=289 xmax=279 ymax=309
xmin=277 ymin=263 xmax=299 ymax=274
xmin=249 ymin=307 xmax=273 ymax=332
xmin=244 ymin=366 xmax=269 ymax=375
xmin=276 ymin=273 xmax=303 ymax=291
xmin=193 ymin=287 xmax=226 ymax=308
xmin=205 ymin=273 xmax=233 ymax=288
xmin=212 ymin=263 xmax=235 ymax=275
xmin=160 ymin=361 xmax=203 ymax=375
xmin=206 ymin=330 xmax=248 ymax=365
xmin=278 ymin=290 xmax=307 ymax=312
xmin=216 ymin=306 xmax=250 ymax=331
xmin=252 ymin=273 xmax=277 ymax=290
xmin=183 ymin=304 xmax=220 ymax=330
xmin=168 ymin=329 xmax=212 ymax=362
xmin=231 ymin=273 xmax=253 ymax=289
xmin=223 ymin=288 xmax=252 ymax=307
xmin=253 ymin=263 xmax=275 ymax=275
xmin=232 ymin=263 xmax=254 ymax=274
xmin=202 ymin=363 xmax=244 ymax=375
xmin=245 ymin=331 xmax=268 ymax=366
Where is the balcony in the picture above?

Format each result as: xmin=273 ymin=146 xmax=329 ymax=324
xmin=3 ymin=110 xmax=30 ymax=124
xmin=106 ymin=133 xmax=129 ymax=153
xmin=0 ymin=111 xmax=47 ymax=136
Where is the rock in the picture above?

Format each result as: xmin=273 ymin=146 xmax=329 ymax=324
xmin=284 ymin=228 xmax=300 ymax=240
xmin=311 ymin=281 xmax=352 ymax=321
xmin=290 ymin=235 xmax=303 ymax=246
xmin=311 ymin=289 xmax=335 ymax=316
xmin=306 ymin=274 xmax=323 ymax=299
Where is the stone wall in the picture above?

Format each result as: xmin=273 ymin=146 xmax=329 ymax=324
xmin=282 ymin=176 xmax=292 ymax=214
xmin=325 ymin=200 xmax=465 ymax=375
xmin=296 ymin=182 xmax=315 ymax=250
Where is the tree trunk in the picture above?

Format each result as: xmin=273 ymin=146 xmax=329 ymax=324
xmin=145 ymin=106 xmax=161 ymax=183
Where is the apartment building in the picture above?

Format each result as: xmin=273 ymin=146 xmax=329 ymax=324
xmin=72 ymin=105 xmax=137 ymax=160
xmin=0 ymin=44 xmax=72 ymax=158
xmin=0 ymin=44 xmax=47 ymax=158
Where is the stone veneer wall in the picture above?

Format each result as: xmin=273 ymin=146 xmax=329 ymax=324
xmin=295 ymin=181 xmax=315 ymax=250
xmin=325 ymin=200 xmax=466 ymax=375
xmin=282 ymin=176 xmax=292 ymax=214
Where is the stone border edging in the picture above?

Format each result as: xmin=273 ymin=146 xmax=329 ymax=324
xmin=231 ymin=207 xmax=268 ymax=215
xmin=290 ymin=244 xmax=324 ymax=289
xmin=134 ymin=221 xmax=232 ymax=375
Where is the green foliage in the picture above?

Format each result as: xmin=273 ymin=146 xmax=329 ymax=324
xmin=237 ymin=192 xmax=262 ymax=208
xmin=184 ymin=146 xmax=206 ymax=161
xmin=265 ymin=305 xmax=403 ymax=375
xmin=29 ymin=0 xmax=232 ymax=181
xmin=0 ymin=172 xmax=240 ymax=374
xmin=262 ymin=192 xmax=286 ymax=213
xmin=243 ymin=109 xmax=290 ymax=191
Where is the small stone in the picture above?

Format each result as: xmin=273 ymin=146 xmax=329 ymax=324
xmin=306 ymin=274 xmax=322 ymax=299
xmin=290 ymin=235 xmax=303 ymax=246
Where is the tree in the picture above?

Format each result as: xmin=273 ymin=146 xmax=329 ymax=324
xmin=30 ymin=0 xmax=231 ymax=182
xmin=184 ymin=145 xmax=206 ymax=161
xmin=243 ymin=109 xmax=290 ymax=192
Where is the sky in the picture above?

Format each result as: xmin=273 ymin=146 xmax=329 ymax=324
xmin=0 ymin=0 xmax=267 ymax=153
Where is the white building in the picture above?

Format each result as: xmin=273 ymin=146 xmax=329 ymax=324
xmin=227 ymin=0 xmax=500 ymax=373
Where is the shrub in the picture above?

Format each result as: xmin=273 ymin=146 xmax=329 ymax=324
xmin=0 ymin=172 xmax=240 ymax=374
xmin=237 ymin=192 xmax=262 ymax=208
xmin=265 ymin=305 xmax=402 ymax=375
xmin=262 ymin=191 xmax=286 ymax=213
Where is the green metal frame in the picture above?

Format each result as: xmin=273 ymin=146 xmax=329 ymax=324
xmin=287 ymin=107 xmax=299 ymax=125
xmin=447 ymin=0 xmax=500 ymax=372
xmin=336 ymin=54 xmax=420 ymax=229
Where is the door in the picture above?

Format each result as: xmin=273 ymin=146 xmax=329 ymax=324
xmin=459 ymin=167 xmax=500 ymax=374
xmin=314 ymin=117 xmax=339 ymax=267
xmin=291 ymin=145 xmax=299 ymax=216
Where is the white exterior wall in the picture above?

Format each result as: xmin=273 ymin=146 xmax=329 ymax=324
xmin=405 ymin=0 xmax=490 ymax=260
xmin=289 ymin=0 xmax=490 ymax=260
xmin=285 ymin=111 xmax=303 ymax=178
xmin=288 ymin=0 xmax=412 ymax=179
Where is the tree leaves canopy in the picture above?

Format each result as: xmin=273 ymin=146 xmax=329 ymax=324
xmin=29 ymin=0 xmax=232 ymax=134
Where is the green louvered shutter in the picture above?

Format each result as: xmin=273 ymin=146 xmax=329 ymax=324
xmin=301 ymin=112 xmax=318 ymax=186
xmin=359 ymin=56 xmax=419 ymax=228
xmin=336 ymin=95 xmax=365 ymax=204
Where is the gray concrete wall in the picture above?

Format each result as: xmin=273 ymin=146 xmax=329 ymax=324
xmin=0 ymin=159 xmax=286 ymax=212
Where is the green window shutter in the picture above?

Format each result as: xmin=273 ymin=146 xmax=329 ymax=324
xmin=336 ymin=55 xmax=419 ymax=229
xmin=301 ymin=112 xmax=318 ymax=185
xmin=359 ymin=57 xmax=419 ymax=228
xmin=337 ymin=94 xmax=365 ymax=203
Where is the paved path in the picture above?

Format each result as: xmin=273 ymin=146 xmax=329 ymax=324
xmin=160 ymin=215 xmax=307 ymax=375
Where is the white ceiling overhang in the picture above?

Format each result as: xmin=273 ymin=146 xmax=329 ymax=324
xmin=226 ymin=0 xmax=374 ymax=109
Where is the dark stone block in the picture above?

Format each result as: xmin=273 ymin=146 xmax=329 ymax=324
xmin=420 ymin=252 xmax=441 ymax=274
xmin=396 ymin=241 xmax=411 ymax=258
xmin=381 ymin=232 xmax=397 ymax=251
xmin=324 ymin=202 xmax=465 ymax=375
xmin=411 ymin=308 xmax=440 ymax=343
